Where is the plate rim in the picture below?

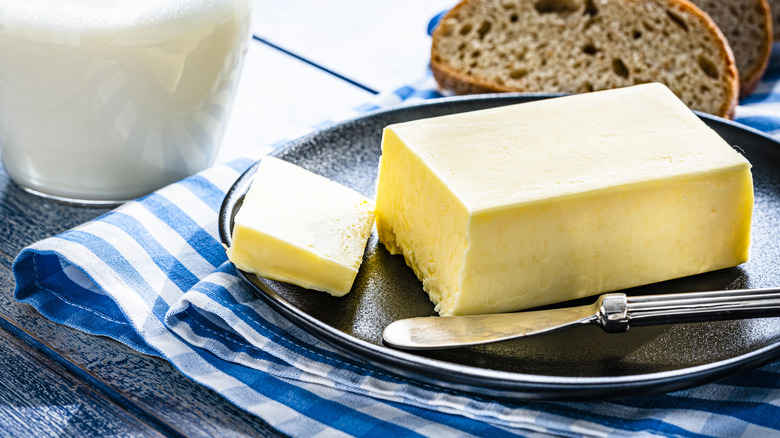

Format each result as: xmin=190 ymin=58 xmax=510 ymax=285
xmin=218 ymin=93 xmax=780 ymax=401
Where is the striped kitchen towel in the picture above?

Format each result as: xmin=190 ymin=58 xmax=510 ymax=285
xmin=12 ymin=46 xmax=780 ymax=438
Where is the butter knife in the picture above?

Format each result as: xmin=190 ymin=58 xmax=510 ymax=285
xmin=382 ymin=288 xmax=780 ymax=350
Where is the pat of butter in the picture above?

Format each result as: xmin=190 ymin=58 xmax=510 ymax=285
xmin=375 ymin=83 xmax=753 ymax=316
xmin=226 ymin=157 xmax=375 ymax=297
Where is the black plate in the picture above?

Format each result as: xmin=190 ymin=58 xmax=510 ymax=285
xmin=219 ymin=94 xmax=780 ymax=401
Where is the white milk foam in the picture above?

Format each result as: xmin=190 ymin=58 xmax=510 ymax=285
xmin=3 ymin=0 xmax=216 ymax=35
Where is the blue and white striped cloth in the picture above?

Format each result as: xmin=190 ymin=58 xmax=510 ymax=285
xmin=12 ymin=45 xmax=780 ymax=438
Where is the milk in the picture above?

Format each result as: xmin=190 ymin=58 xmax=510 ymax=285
xmin=0 ymin=0 xmax=252 ymax=202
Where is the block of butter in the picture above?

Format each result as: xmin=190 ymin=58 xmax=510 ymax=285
xmin=375 ymin=83 xmax=753 ymax=316
xmin=226 ymin=157 xmax=375 ymax=297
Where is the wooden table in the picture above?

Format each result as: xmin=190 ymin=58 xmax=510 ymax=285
xmin=0 ymin=1 xmax=454 ymax=435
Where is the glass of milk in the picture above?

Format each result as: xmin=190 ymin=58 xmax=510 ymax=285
xmin=0 ymin=0 xmax=252 ymax=204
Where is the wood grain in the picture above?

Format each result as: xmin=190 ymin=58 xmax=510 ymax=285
xmin=0 ymin=317 xmax=167 ymax=437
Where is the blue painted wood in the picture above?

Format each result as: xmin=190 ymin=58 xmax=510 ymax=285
xmin=0 ymin=314 xmax=167 ymax=436
xmin=0 ymin=167 xmax=111 ymax=258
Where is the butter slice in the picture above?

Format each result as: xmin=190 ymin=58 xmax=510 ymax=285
xmin=227 ymin=157 xmax=374 ymax=297
xmin=375 ymin=83 xmax=753 ymax=316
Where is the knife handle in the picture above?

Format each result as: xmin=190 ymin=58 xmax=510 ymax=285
xmin=598 ymin=288 xmax=780 ymax=332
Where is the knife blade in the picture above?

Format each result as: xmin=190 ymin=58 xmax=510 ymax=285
xmin=382 ymin=288 xmax=780 ymax=350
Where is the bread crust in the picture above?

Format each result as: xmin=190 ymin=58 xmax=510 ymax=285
xmin=431 ymin=0 xmax=739 ymax=119
xmin=691 ymin=0 xmax=772 ymax=97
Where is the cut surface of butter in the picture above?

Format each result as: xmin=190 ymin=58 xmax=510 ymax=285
xmin=375 ymin=83 xmax=753 ymax=316
xmin=227 ymin=157 xmax=375 ymax=297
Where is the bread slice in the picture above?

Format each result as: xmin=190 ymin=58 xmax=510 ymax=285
xmin=430 ymin=0 xmax=739 ymax=118
xmin=770 ymin=0 xmax=780 ymax=39
xmin=690 ymin=0 xmax=772 ymax=97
